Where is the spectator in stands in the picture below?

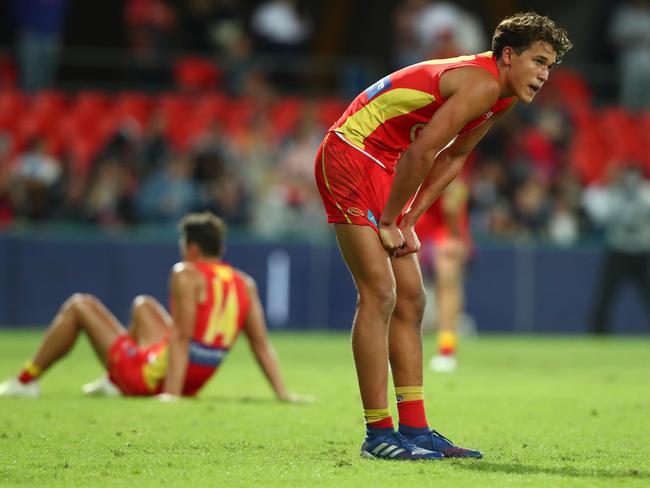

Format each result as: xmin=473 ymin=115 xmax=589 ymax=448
xmin=11 ymin=137 xmax=62 ymax=220
xmin=512 ymin=174 xmax=550 ymax=240
xmin=250 ymin=0 xmax=312 ymax=88
xmin=176 ymin=0 xmax=245 ymax=55
xmin=125 ymin=0 xmax=176 ymax=85
xmin=218 ymin=25 xmax=256 ymax=96
xmin=583 ymin=163 xmax=650 ymax=334
xmin=608 ymin=0 xmax=650 ymax=111
xmin=546 ymin=167 xmax=583 ymax=246
xmin=253 ymin=105 xmax=327 ymax=238
xmin=138 ymin=110 xmax=173 ymax=178
xmin=201 ymin=168 xmax=250 ymax=226
xmin=393 ymin=0 xmax=486 ymax=67
xmin=191 ymin=121 xmax=231 ymax=183
xmin=10 ymin=0 xmax=70 ymax=92
xmin=136 ymin=156 xmax=200 ymax=222
xmin=250 ymin=0 xmax=311 ymax=56
xmin=393 ymin=0 xmax=429 ymax=68
xmin=546 ymin=192 xmax=580 ymax=246
xmin=84 ymin=158 xmax=137 ymax=226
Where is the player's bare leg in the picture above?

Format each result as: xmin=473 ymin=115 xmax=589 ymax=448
xmin=388 ymin=248 xmax=481 ymax=458
xmin=33 ymin=293 xmax=125 ymax=370
xmin=128 ymin=295 xmax=172 ymax=347
xmin=336 ymin=224 xmax=443 ymax=460
xmin=389 ymin=253 xmax=426 ymax=388
xmin=1 ymin=294 xmax=126 ymax=398
xmin=335 ymin=224 xmax=395 ymax=411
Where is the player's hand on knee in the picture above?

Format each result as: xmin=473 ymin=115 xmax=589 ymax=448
xmin=379 ymin=223 xmax=405 ymax=256
xmin=395 ymin=224 xmax=421 ymax=258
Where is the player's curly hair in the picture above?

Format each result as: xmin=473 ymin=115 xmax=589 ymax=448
xmin=492 ymin=12 xmax=572 ymax=63
xmin=179 ymin=212 xmax=227 ymax=257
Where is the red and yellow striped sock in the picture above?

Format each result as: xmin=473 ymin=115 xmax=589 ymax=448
xmin=364 ymin=408 xmax=394 ymax=431
xmin=18 ymin=360 xmax=42 ymax=384
xmin=395 ymin=386 xmax=428 ymax=429
xmin=438 ymin=330 xmax=457 ymax=356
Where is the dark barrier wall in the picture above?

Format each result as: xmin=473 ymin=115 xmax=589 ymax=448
xmin=0 ymin=234 xmax=648 ymax=333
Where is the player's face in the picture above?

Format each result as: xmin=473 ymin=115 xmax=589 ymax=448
xmin=507 ymin=41 xmax=557 ymax=103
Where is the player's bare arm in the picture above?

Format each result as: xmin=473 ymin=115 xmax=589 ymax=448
xmin=161 ymin=263 xmax=200 ymax=397
xmin=394 ymin=105 xmax=515 ymax=258
xmin=379 ymin=68 xmax=500 ymax=255
xmin=405 ymin=100 xmax=516 ymax=228
xmin=239 ymin=271 xmax=301 ymax=402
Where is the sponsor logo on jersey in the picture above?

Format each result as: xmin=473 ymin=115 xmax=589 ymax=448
xmin=347 ymin=207 xmax=364 ymax=217
xmin=365 ymin=77 xmax=392 ymax=101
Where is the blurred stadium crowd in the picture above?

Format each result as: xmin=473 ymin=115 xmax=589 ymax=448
xmin=0 ymin=0 xmax=649 ymax=245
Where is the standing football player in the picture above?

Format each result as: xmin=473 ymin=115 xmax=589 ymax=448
xmin=314 ymin=12 xmax=571 ymax=460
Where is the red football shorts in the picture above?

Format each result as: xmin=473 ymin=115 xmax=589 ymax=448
xmin=315 ymin=132 xmax=398 ymax=231
xmin=107 ymin=335 xmax=164 ymax=396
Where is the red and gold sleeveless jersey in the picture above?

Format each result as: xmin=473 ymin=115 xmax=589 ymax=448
xmin=143 ymin=260 xmax=252 ymax=396
xmin=330 ymin=52 xmax=515 ymax=173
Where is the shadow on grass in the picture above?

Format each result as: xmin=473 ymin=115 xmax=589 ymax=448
xmin=457 ymin=461 xmax=649 ymax=480
xmin=199 ymin=396 xmax=287 ymax=404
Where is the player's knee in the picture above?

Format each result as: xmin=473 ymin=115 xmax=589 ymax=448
xmin=65 ymin=293 xmax=89 ymax=309
xmin=394 ymin=285 xmax=426 ymax=321
xmin=358 ymin=283 xmax=396 ymax=318
xmin=60 ymin=293 xmax=95 ymax=318
xmin=132 ymin=295 xmax=154 ymax=310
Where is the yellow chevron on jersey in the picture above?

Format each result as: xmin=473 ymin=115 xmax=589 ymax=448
xmin=337 ymin=88 xmax=435 ymax=150
xmin=328 ymin=51 xmax=514 ymax=173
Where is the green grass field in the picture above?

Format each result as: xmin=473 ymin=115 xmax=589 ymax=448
xmin=1 ymin=330 xmax=649 ymax=487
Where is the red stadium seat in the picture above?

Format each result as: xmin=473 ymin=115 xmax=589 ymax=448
xmin=543 ymin=69 xmax=592 ymax=106
xmin=270 ymin=97 xmax=303 ymax=140
xmin=599 ymin=107 xmax=644 ymax=163
xmin=222 ymin=97 xmax=255 ymax=136
xmin=570 ymin=126 xmax=607 ymax=184
xmin=0 ymin=91 xmax=26 ymax=131
xmin=0 ymin=54 xmax=17 ymax=89
xmin=317 ymin=97 xmax=347 ymax=127
xmin=72 ymin=91 xmax=112 ymax=121
xmin=194 ymin=93 xmax=228 ymax=122
xmin=173 ymin=57 xmax=221 ymax=92
xmin=113 ymin=92 xmax=152 ymax=127
xmin=69 ymin=136 xmax=103 ymax=173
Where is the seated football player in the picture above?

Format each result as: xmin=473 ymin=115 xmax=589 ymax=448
xmin=0 ymin=212 xmax=307 ymax=402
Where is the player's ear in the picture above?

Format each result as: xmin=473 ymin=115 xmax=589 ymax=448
xmin=502 ymin=46 xmax=514 ymax=67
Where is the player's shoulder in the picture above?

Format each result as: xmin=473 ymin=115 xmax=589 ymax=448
xmin=171 ymin=261 xmax=203 ymax=283
xmin=444 ymin=66 xmax=499 ymax=93
xmin=233 ymin=268 xmax=257 ymax=291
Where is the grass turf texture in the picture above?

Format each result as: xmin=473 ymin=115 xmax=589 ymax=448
xmin=0 ymin=330 xmax=649 ymax=487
